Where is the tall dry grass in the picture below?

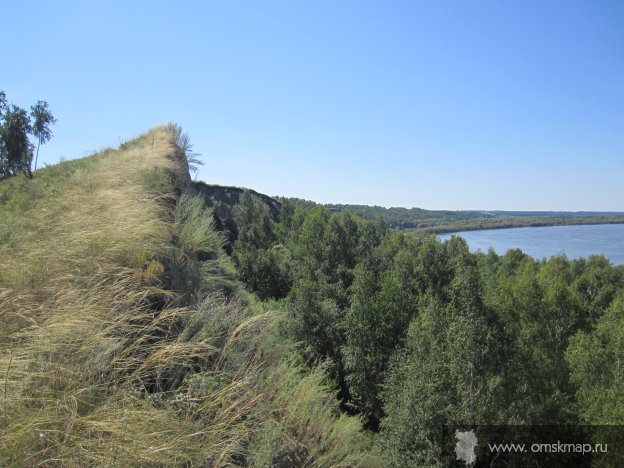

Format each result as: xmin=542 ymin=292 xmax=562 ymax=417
xmin=0 ymin=125 xmax=374 ymax=466
xmin=1 ymin=126 xmax=188 ymax=463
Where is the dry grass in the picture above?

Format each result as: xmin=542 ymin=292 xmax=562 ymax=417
xmin=0 ymin=125 xmax=373 ymax=466
xmin=0 ymin=126 xmax=190 ymax=464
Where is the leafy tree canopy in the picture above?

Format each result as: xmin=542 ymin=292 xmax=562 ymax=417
xmin=0 ymin=91 xmax=55 ymax=179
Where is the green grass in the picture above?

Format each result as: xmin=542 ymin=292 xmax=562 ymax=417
xmin=0 ymin=125 xmax=373 ymax=466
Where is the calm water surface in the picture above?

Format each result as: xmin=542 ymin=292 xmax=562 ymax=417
xmin=439 ymin=224 xmax=624 ymax=265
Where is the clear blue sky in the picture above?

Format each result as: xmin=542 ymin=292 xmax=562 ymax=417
xmin=2 ymin=0 xmax=623 ymax=210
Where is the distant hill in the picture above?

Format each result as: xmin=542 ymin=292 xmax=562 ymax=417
xmin=301 ymin=202 xmax=624 ymax=233
xmin=324 ymin=203 xmax=493 ymax=228
xmin=488 ymin=210 xmax=624 ymax=217
xmin=193 ymin=185 xmax=624 ymax=235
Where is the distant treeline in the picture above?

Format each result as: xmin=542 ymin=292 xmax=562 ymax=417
xmin=323 ymin=202 xmax=491 ymax=228
xmin=413 ymin=214 xmax=624 ymax=234
xmin=283 ymin=198 xmax=624 ymax=234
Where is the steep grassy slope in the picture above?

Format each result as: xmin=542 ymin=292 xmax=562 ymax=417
xmin=0 ymin=126 xmax=374 ymax=466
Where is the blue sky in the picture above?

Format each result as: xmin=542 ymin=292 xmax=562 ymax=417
xmin=2 ymin=0 xmax=623 ymax=210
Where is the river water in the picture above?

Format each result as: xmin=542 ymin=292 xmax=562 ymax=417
xmin=438 ymin=223 xmax=624 ymax=265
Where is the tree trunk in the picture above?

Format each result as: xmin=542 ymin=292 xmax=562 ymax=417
xmin=34 ymin=139 xmax=41 ymax=171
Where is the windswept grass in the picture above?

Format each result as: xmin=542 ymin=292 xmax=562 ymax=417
xmin=0 ymin=125 xmax=373 ymax=465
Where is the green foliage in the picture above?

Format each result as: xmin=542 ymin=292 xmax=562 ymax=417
xmin=321 ymin=201 xmax=624 ymax=233
xmin=420 ymin=214 xmax=624 ymax=234
xmin=231 ymin=190 xmax=295 ymax=299
xmin=295 ymin=205 xmax=331 ymax=277
xmin=342 ymin=234 xmax=458 ymax=424
xmin=140 ymin=166 xmax=173 ymax=193
xmin=292 ymin=207 xmax=365 ymax=308
xmin=327 ymin=202 xmax=491 ymax=229
xmin=245 ymin=200 xmax=624 ymax=463
xmin=566 ymin=295 xmax=624 ymax=423
xmin=0 ymin=102 xmax=33 ymax=178
xmin=170 ymin=193 xmax=227 ymax=298
xmin=286 ymin=280 xmax=345 ymax=371
xmin=0 ymin=91 xmax=55 ymax=179
xmin=30 ymin=100 xmax=56 ymax=171
xmin=342 ymin=240 xmax=414 ymax=422
xmin=175 ymin=193 xmax=224 ymax=256
xmin=234 ymin=244 xmax=295 ymax=300
xmin=571 ymin=255 xmax=624 ymax=326
xmin=379 ymin=250 xmax=510 ymax=466
xmin=225 ymin=184 xmax=624 ymax=460
xmin=233 ymin=189 xmax=276 ymax=250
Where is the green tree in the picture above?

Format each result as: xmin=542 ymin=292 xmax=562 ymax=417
xmin=0 ymin=91 xmax=7 ymax=178
xmin=234 ymin=245 xmax=294 ymax=299
xmin=342 ymin=232 xmax=422 ymax=425
xmin=0 ymin=102 xmax=33 ymax=178
xmin=274 ymin=197 xmax=296 ymax=243
xmin=485 ymin=255 xmax=582 ymax=424
xmin=232 ymin=190 xmax=294 ymax=299
xmin=571 ymin=255 xmax=624 ymax=327
xmin=0 ymin=92 xmax=55 ymax=179
xmin=295 ymin=205 xmax=331 ymax=280
xmin=286 ymin=279 xmax=345 ymax=372
xmin=566 ymin=294 xmax=624 ymax=423
xmin=379 ymin=250 xmax=509 ymax=466
xmin=233 ymin=190 xmax=276 ymax=250
xmin=30 ymin=100 xmax=56 ymax=171
xmin=0 ymin=91 xmax=6 ymax=115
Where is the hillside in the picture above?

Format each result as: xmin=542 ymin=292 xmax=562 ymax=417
xmin=0 ymin=126 xmax=374 ymax=465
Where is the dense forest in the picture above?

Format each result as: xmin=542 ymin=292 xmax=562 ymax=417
xmin=207 ymin=189 xmax=624 ymax=465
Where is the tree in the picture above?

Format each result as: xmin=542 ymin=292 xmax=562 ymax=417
xmin=30 ymin=100 xmax=56 ymax=171
xmin=294 ymin=205 xmax=331 ymax=281
xmin=0 ymin=91 xmax=7 ymax=115
xmin=233 ymin=190 xmax=275 ymax=251
xmin=379 ymin=251 xmax=510 ymax=466
xmin=0 ymin=91 xmax=55 ymax=179
xmin=566 ymin=294 xmax=624 ymax=424
xmin=0 ymin=103 xmax=33 ymax=178
xmin=484 ymin=254 xmax=584 ymax=424
xmin=287 ymin=279 xmax=345 ymax=368
xmin=0 ymin=91 xmax=7 ymax=177
xmin=342 ymin=232 xmax=422 ymax=425
xmin=231 ymin=191 xmax=294 ymax=299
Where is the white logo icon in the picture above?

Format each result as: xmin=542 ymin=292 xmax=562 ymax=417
xmin=455 ymin=429 xmax=478 ymax=466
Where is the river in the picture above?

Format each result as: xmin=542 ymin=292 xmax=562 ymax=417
xmin=438 ymin=223 xmax=624 ymax=265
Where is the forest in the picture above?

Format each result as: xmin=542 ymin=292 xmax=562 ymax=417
xmin=316 ymin=201 xmax=624 ymax=234
xmin=212 ymin=189 xmax=624 ymax=466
